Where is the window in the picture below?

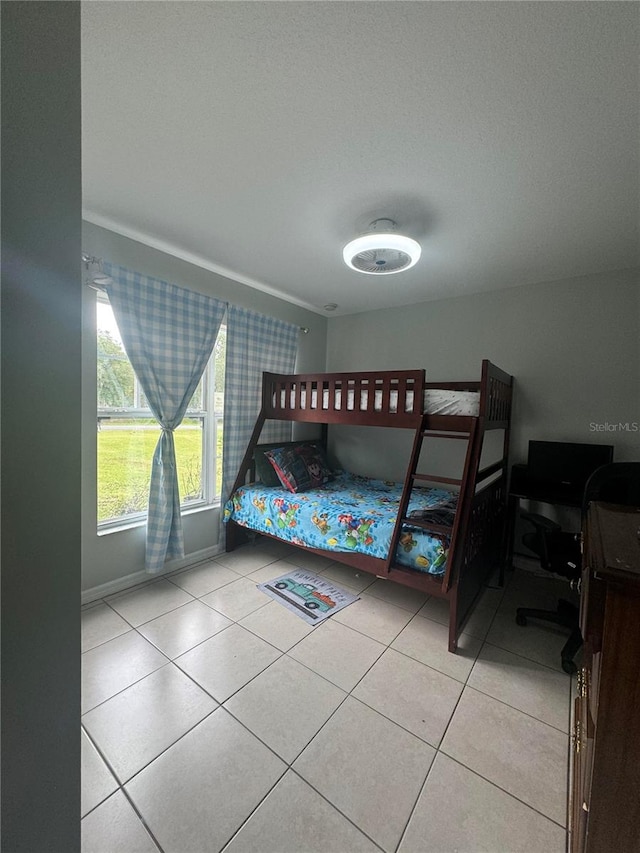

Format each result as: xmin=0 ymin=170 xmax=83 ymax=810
xmin=97 ymin=294 xmax=225 ymax=528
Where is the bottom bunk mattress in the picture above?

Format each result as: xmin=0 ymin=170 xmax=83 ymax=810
xmin=223 ymin=471 xmax=458 ymax=576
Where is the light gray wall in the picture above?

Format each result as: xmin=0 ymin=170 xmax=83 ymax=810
xmin=81 ymin=222 xmax=327 ymax=595
xmin=326 ymin=269 xmax=639 ymax=481
xmin=1 ymin=2 xmax=81 ymax=849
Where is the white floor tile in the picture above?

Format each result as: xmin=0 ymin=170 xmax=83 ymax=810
xmin=106 ymin=580 xmax=194 ymax=627
xmin=283 ymin=550 xmax=336 ymax=572
xmin=244 ymin=564 xmax=293 ymax=585
xmin=175 ymin=623 xmax=281 ymax=702
xmin=254 ymin=538 xmax=296 ymax=559
xmin=225 ymin=655 xmax=346 ymax=762
xmin=419 ymin=596 xmax=496 ymax=640
xmin=200 ymin=577 xmax=271 ymax=621
xmin=486 ymin=609 xmax=569 ymax=672
xmin=352 ymin=648 xmax=463 ymax=747
xmin=239 ymin=600 xmax=314 ymax=651
xmin=417 ymin=594 xmax=449 ymax=624
xmin=169 ymin=561 xmax=241 ymax=597
xmin=440 ymin=686 xmax=569 ymax=826
xmin=391 ymin=616 xmax=482 ymax=682
xmin=214 ymin=546 xmax=279 ymax=576
xmin=82 ymin=631 xmax=168 ymax=714
xmin=476 ymin=582 xmax=506 ymax=611
xmin=79 ymin=553 xmax=574 ymax=853
xmin=83 ymin=663 xmax=217 ymax=782
xmin=319 ymin=563 xmax=376 ymax=593
xmin=457 ymin=603 xmax=498 ymax=640
xmin=252 ymin=557 xmax=302 ymax=580
xmin=288 ymin=619 xmax=385 ymax=691
xmin=399 ymin=753 xmax=567 ymax=853
xmin=223 ymin=770 xmax=380 ymax=853
xmin=126 ymin=710 xmax=286 ymax=853
xmin=81 ymin=791 xmax=159 ymax=853
xmin=331 ymin=594 xmax=414 ymax=644
xmin=82 ymin=603 xmax=131 ymax=653
xmin=81 ymin=730 xmax=118 ymax=818
xmin=362 ymin=578 xmax=429 ymax=612
xmin=137 ymin=599 xmax=232 ymax=659
xmin=293 ymin=697 xmax=435 ymax=852
xmin=469 ymin=643 xmax=572 ymax=732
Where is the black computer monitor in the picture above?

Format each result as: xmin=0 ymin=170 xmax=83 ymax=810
xmin=527 ymin=441 xmax=614 ymax=490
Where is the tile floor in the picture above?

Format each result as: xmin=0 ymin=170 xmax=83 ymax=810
xmin=81 ymin=540 xmax=573 ymax=853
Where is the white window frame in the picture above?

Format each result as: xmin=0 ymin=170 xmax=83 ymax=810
xmin=96 ymin=292 xmax=224 ymax=531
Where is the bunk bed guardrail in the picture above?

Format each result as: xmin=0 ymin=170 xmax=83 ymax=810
xmin=262 ymin=369 xmax=426 ymax=427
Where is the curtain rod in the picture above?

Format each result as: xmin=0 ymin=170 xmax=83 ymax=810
xmin=82 ymin=253 xmax=309 ymax=332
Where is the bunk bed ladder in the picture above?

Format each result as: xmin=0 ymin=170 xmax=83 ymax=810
xmin=387 ymin=416 xmax=481 ymax=593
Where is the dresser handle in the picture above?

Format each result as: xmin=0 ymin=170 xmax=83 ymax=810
xmin=577 ymin=668 xmax=587 ymax=698
xmin=572 ymin=720 xmax=582 ymax=754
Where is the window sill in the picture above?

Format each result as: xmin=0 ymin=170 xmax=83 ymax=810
xmin=97 ymin=501 xmax=221 ymax=536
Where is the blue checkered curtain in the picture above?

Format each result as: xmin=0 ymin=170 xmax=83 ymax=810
xmin=103 ymin=263 xmax=227 ymax=573
xmin=221 ymin=305 xmax=299 ymax=544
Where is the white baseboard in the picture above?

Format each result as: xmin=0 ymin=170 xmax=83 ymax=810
xmin=81 ymin=544 xmax=224 ymax=604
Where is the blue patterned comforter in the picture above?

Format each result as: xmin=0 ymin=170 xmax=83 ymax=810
xmin=223 ymin=471 xmax=457 ymax=576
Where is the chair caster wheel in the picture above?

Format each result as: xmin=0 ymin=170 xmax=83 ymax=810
xmin=562 ymin=659 xmax=577 ymax=676
xmin=515 ymin=612 xmax=527 ymax=627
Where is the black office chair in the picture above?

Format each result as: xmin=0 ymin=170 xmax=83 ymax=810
xmin=516 ymin=462 xmax=640 ymax=674
xmin=582 ymin=461 xmax=640 ymax=509
xmin=515 ymin=511 xmax=582 ymax=674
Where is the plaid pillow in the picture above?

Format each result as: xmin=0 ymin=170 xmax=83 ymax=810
xmin=265 ymin=444 xmax=333 ymax=493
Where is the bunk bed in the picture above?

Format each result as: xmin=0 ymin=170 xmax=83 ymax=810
xmin=224 ymin=360 xmax=513 ymax=653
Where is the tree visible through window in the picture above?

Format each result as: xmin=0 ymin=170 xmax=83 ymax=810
xmin=98 ymin=328 xmax=135 ymax=408
xmin=97 ymin=295 xmax=225 ymax=526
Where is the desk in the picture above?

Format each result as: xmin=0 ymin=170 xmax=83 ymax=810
xmin=504 ymin=463 xmax=583 ymax=577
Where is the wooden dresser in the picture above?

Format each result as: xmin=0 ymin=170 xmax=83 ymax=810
xmin=570 ymin=502 xmax=640 ymax=853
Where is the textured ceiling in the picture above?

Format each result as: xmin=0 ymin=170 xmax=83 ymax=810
xmin=82 ymin=1 xmax=639 ymax=316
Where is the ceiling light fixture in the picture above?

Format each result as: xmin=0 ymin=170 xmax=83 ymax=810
xmin=343 ymin=219 xmax=421 ymax=275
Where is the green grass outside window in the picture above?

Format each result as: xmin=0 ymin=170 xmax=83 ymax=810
xmin=97 ymin=419 xmax=223 ymax=523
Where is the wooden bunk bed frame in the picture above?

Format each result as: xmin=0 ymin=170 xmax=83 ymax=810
xmin=226 ymin=360 xmax=513 ymax=653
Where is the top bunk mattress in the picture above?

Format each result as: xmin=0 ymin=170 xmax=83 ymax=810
xmin=278 ymin=387 xmax=480 ymax=417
